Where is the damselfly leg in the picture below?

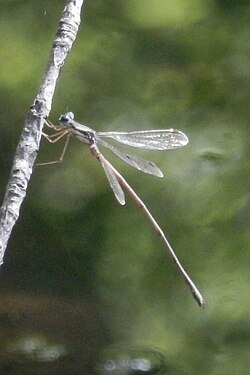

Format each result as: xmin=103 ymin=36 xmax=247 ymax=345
xmin=37 ymin=120 xmax=70 ymax=165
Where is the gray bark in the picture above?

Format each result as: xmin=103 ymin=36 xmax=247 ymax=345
xmin=0 ymin=0 xmax=85 ymax=264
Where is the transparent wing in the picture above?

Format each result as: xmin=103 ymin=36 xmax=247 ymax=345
xmin=96 ymin=137 xmax=163 ymax=177
xmin=99 ymin=154 xmax=125 ymax=205
xmin=96 ymin=129 xmax=189 ymax=150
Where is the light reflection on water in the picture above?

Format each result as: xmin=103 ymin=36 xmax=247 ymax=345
xmin=7 ymin=335 xmax=66 ymax=362
xmin=96 ymin=347 xmax=169 ymax=375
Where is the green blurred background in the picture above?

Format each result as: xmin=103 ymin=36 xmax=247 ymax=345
xmin=1 ymin=0 xmax=250 ymax=374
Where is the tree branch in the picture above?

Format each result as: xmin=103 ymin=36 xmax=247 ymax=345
xmin=0 ymin=0 xmax=85 ymax=265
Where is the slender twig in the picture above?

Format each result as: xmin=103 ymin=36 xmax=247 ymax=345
xmin=0 ymin=0 xmax=84 ymax=265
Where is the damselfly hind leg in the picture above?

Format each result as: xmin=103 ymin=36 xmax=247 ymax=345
xmin=37 ymin=124 xmax=70 ymax=166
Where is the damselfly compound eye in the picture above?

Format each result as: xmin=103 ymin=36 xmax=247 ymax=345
xmin=59 ymin=112 xmax=74 ymax=123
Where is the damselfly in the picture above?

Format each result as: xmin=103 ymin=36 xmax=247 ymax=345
xmin=40 ymin=112 xmax=205 ymax=307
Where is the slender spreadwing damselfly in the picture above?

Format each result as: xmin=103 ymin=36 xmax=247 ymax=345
xmin=40 ymin=112 xmax=205 ymax=307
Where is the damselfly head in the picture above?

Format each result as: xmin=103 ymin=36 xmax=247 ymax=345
xmin=59 ymin=112 xmax=75 ymax=124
